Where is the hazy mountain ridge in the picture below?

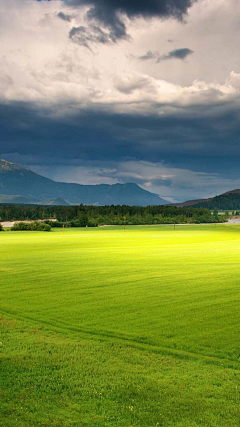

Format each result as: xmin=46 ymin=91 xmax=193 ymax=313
xmin=36 ymin=198 xmax=70 ymax=206
xmin=0 ymin=159 xmax=167 ymax=206
xmin=172 ymin=198 xmax=210 ymax=207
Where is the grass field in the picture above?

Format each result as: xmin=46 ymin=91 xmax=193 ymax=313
xmin=1 ymin=224 xmax=240 ymax=426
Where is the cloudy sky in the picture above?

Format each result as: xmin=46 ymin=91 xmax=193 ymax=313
xmin=1 ymin=0 xmax=240 ymax=202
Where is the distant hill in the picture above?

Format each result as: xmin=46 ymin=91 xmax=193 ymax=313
xmin=0 ymin=159 xmax=167 ymax=206
xmin=36 ymin=198 xmax=69 ymax=206
xmin=186 ymin=190 xmax=240 ymax=210
xmin=0 ymin=194 xmax=34 ymax=204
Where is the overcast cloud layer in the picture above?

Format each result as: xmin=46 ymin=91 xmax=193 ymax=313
xmin=1 ymin=0 xmax=240 ymax=202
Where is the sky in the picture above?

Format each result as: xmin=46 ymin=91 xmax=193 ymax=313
xmin=1 ymin=0 xmax=240 ymax=202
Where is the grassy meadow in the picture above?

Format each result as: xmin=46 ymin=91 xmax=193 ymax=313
xmin=1 ymin=224 xmax=240 ymax=426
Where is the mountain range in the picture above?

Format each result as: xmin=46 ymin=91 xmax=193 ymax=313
xmin=0 ymin=159 xmax=167 ymax=206
xmin=1 ymin=158 xmax=240 ymax=208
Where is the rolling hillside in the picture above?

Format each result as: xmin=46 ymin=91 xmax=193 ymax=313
xmin=190 ymin=190 xmax=240 ymax=210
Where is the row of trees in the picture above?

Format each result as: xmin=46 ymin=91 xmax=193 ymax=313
xmin=0 ymin=204 xmax=227 ymax=226
xmin=11 ymin=221 xmax=51 ymax=231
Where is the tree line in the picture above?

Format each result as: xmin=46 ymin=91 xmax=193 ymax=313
xmin=0 ymin=204 xmax=227 ymax=227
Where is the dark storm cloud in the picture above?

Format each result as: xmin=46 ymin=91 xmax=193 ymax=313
xmin=132 ymin=47 xmax=193 ymax=62
xmin=157 ymin=47 xmax=193 ymax=61
xmin=139 ymin=50 xmax=157 ymax=60
xmin=65 ymin=0 xmax=196 ymax=41
xmin=1 ymin=99 xmax=240 ymax=175
xmin=58 ymin=11 xmax=73 ymax=22
xmin=69 ymin=24 xmax=113 ymax=49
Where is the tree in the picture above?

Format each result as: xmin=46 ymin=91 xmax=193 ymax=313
xmin=78 ymin=213 xmax=88 ymax=227
xmin=213 ymin=207 xmax=218 ymax=219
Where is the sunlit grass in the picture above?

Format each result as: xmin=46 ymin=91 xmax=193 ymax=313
xmin=1 ymin=225 xmax=240 ymax=426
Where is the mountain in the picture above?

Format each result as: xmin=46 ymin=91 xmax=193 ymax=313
xmin=0 ymin=159 xmax=167 ymax=206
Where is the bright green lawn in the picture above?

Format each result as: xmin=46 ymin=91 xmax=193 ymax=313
xmin=1 ymin=224 xmax=240 ymax=426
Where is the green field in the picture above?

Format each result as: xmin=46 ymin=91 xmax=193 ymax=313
xmin=1 ymin=225 xmax=240 ymax=426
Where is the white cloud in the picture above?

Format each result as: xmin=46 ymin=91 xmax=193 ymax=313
xmin=1 ymin=0 xmax=240 ymax=117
